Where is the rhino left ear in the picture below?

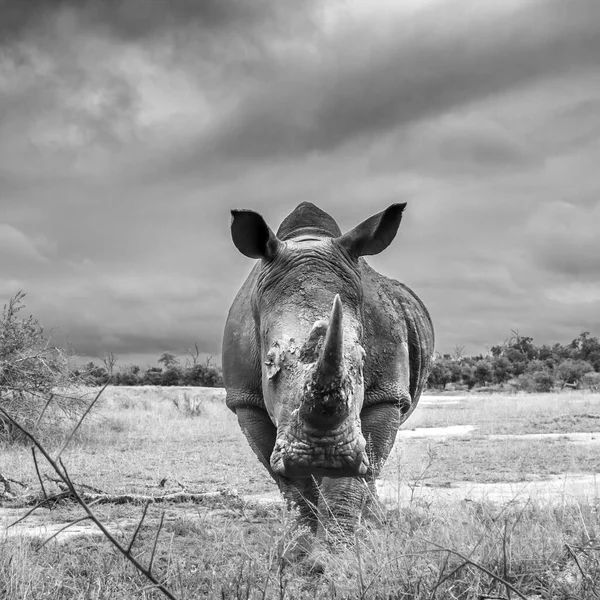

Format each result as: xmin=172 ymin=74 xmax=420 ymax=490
xmin=335 ymin=203 xmax=407 ymax=258
xmin=231 ymin=209 xmax=283 ymax=260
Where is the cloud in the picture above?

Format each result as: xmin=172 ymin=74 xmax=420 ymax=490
xmin=196 ymin=0 xmax=600 ymax=164
xmin=0 ymin=223 xmax=49 ymax=266
xmin=527 ymin=201 xmax=600 ymax=279
xmin=0 ymin=0 xmax=305 ymax=41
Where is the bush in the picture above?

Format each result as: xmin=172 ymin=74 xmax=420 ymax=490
xmin=515 ymin=371 xmax=555 ymax=393
xmin=0 ymin=291 xmax=84 ymax=441
xmin=181 ymin=362 xmax=224 ymax=387
xmin=171 ymin=392 xmax=204 ymax=417
xmin=531 ymin=371 xmax=555 ymax=393
xmin=556 ymin=359 xmax=593 ymax=388
xmin=581 ymin=371 xmax=600 ymax=392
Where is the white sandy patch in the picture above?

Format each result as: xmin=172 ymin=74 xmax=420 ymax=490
xmin=397 ymin=425 xmax=475 ymax=438
xmin=489 ymin=432 xmax=600 ymax=444
xmin=420 ymin=395 xmax=468 ymax=405
xmin=377 ymin=472 xmax=600 ymax=507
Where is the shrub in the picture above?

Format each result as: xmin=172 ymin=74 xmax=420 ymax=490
xmin=161 ymin=366 xmax=183 ymax=386
xmin=515 ymin=371 xmax=555 ymax=393
xmin=556 ymin=359 xmax=593 ymax=388
xmin=171 ymin=391 xmax=204 ymax=417
xmin=581 ymin=371 xmax=600 ymax=392
xmin=0 ymin=291 xmax=84 ymax=441
xmin=531 ymin=370 xmax=555 ymax=393
xmin=181 ymin=362 xmax=224 ymax=387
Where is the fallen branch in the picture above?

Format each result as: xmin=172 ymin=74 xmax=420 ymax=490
xmin=9 ymin=489 xmax=241 ymax=509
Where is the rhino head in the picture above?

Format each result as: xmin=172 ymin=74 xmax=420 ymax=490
xmin=230 ymin=202 xmax=406 ymax=479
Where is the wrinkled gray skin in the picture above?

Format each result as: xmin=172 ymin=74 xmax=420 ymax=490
xmin=223 ymin=202 xmax=434 ymax=566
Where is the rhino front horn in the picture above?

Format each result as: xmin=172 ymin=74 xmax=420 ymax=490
xmin=316 ymin=294 xmax=344 ymax=384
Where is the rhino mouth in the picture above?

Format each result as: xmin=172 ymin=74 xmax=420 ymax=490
xmin=270 ymin=419 xmax=369 ymax=478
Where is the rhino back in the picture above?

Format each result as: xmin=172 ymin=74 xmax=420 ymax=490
xmin=360 ymin=261 xmax=434 ymax=421
xmin=223 ymin=265 xmax=263 ymax=411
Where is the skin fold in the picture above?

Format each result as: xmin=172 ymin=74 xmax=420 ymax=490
xmin=222 ymin=202 xmax=434 ymax=567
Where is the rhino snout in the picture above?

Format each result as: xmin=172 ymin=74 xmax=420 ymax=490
xmin=270 ymin=423 xmax=369 ymax=479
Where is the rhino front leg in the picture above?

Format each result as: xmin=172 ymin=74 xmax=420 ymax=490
xmin=235 ymin=407 xmax=320 ymax=531
xmin=312 ymin=404 xmax=401 ymax=557
xmin=360 ymin=402 xmax=402 ymax=519
xmin=316 ymin=476 xmax=368 ymax=542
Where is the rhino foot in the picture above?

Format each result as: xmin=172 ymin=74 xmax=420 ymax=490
xmin=302 ymin=541 xmax=329 ymax=574
xmin=280 ymin=529 xmax=313 ymax=564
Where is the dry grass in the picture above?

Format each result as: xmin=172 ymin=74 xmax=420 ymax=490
xmin=1 ymin=388 xmax=599 ymax=599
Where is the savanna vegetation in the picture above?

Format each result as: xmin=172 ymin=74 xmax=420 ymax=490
xmin=78 ymin=348 xmax=224 ymax=388
xmin=428 ymin=330 xmax=600 ymax=393
xmin=79 ymin=331 xmax=600 ymax=395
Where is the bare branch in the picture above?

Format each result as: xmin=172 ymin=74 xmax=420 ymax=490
xmin=127 ymin=500 xmax=152 ymax=555
xmin=36 ymin=516 xmax=92 ymax=550
xmin=32 ymin=448 xmax=48 ymax=500
xmin=34 ymin=394 xmax=55 ymax=429
xmin=55 ymin=381 xmax=110 ymax=459
xmin=149 ymin=511 xmax=166 ymax=573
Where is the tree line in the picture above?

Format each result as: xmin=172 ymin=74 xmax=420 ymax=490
xmin=78 ymin=350 xmax=224 ymax=388
xmin=80 ymin=331 xmax=600 ymax=393
xmin=428 ymin=331 xmax=600 ymax=392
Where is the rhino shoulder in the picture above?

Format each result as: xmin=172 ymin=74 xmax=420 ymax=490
xmin=222 ymin=265 xmax=264 ymax=412
xmin=360 ymin=261 xmax=434 ymax=415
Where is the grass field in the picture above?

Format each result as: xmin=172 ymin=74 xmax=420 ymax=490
xmin=1 ymin=387 xmax=599 ymax=599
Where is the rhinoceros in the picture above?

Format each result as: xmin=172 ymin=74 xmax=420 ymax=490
xmin=223 ymin=202 xmax=434 ymax=563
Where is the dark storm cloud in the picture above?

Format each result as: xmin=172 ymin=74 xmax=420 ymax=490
xmin=0 ymin=0 xmax=299 ymax=41
xmin=527 ymin=201 xmax=600 ymax=279
xmin=201 ymin=0 xmax=600 ymax=163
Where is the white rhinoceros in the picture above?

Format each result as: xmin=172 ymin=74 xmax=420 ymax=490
xmin=222 ymin=202 xmax=434 ymax=566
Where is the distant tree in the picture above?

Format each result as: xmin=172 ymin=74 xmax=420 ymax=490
xmin=158 ymin=352 xmax=178 ymax=369
xmin=460 ymin=363 xmax=476 ymax=389
xmin=556 ymin=359 xmax=593 ymax=388
xmin=427 ymin=357 xmax=452 ymax=390
xmin=570 ymin=332 xmax=600 ymax=371
xmin=491 ymin=356 xmax=512 ymax=384
xmin=181 ymin=357 xmax=224 ymax=387
xmin=581 ymin=371 xmax=600 ymax=392
xmin=82 ymin=362 xmax=109 ymax=386
xmin=102 ymin=352 xmax=118 ymax=377
xmin=185 ymin=342 xmax=201 ymax=367
xmin=114 ymin=364 xmax=140 ymax=386
xmin=161 ymin=366 xmax=182 ymax=386
xmin=508 ymin=331 xmax=538 ymax=361
xmin=473 ymin=360 xmax=493 ymax=387
xmin=142 ymin=367 xmax=162 ymax=386
xmin=451 ymin=345 xmax=466 ymax=362
xmin=503 ymin=347 xmax=528 ymax=376
xmin=518 ymin=370 xmax=555 ymax=393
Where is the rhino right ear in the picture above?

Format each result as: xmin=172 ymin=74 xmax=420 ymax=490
xmin=231 ymin=209 xmax=283 ymax=260
xmin=335 ymin=203 xmax=407 ymax=258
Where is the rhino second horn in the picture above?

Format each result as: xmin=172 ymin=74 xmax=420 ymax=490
xmin=316 ymin=294 xmax=344 ymax=384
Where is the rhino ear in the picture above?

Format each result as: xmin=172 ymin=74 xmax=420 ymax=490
xmin=335 ymin=203 xmax=407 ymax=258
xmin=231 ymin=209 xmax=283 ymax=260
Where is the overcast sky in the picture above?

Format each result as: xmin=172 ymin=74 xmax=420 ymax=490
xmin=1 ymin=0 xmax=599 ymax=368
